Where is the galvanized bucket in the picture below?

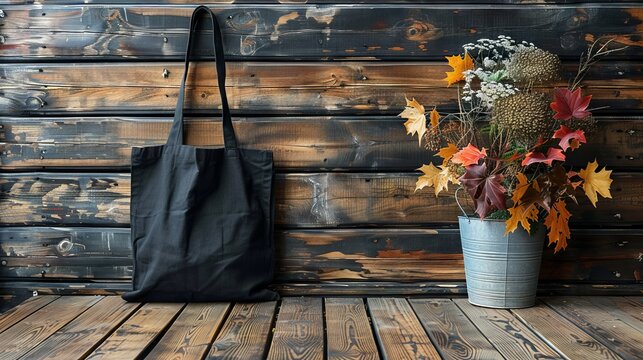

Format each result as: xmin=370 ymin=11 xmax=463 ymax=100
xmin=459 ymin=216 xmax=545 ymax=309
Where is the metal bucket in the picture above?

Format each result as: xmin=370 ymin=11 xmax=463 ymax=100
xmin=459 ymin=216 xmax=545 ymax=309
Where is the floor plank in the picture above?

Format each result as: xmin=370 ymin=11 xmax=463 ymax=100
xmin=453 ymin=299 xmax=562 ymax=359
xmin=410 ymin=299 xmax=503 ymax=360
xmin=0 ymin=295 xmax=59 ymax=334
xmin=512 ymin=302 xmax=622 ymax=360
xmin=267 ymin=297 xmax=324 ymax=360
xmin=544 ymin=297 xmax=643 ymax=360
xmin=0 ymin=296 xmax=102 ymax=360
xmin=367 ymin=298 xmax=441 ymax=360
xmin=617 ymin=297 xmax=643 ymax=322
xmin=325 ymin=298 xmax=380 ymax=360
xmin=21 ymin=297 xmax=141 ymax=360
xmin=582 ymin=297 xmax=643 ymax=333
xmin=144 ymin=303 xmax=230 ymax=360
xmin=85 ymin=302 xmax=184 ymax=360
xmin=206 ymin=301 xmax=278 ymax=360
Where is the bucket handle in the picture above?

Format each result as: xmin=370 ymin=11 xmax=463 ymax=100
xmin=455 ymin=186 xmax=470 ymax=221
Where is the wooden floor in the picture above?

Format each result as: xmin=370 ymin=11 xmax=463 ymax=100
xmin=0 ymin=296 xmax=640 ymax=359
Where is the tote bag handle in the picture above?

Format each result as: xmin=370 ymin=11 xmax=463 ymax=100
xmin=167 ymin=6 xmax=238 ymax=150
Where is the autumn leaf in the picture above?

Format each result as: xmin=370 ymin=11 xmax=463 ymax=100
xmin=437 ymin=143 xmax=459 ymax=163
xmin=415 ymin=163 xmax=458 ymax=196
xmin=452 ymin=144 xmax=488 ymax=166
xmin=511 ymin=172 xmax=530 ymax=204
xmin=399 ymin=97 xmax=427 ymax=147
xmin=578 ymin=160 xmax=613 ymax=207
xmin=505 ymin=203 xmax=539 ymax=235
xmin=522 ymin=147 xmax=566 ymax=166
xmin=553 ymin=125 xmax=587 ymax=151
xmin=429 ymin=107 xmax=440 ymax=128
xmin=544 ymin=200 xmax=572 ymax=253
xmin=458 ymin=162 xmax=506 ymax=218
xmin=550 ymin=88 xmax=592 ymax=121
xmin=443 ymin=53 xmax=474 ymax=86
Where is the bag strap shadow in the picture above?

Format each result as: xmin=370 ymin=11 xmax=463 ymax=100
xmin=167 ymin=5 xmax=237 ymax=150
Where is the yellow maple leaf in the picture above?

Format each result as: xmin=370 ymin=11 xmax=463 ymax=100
xmin=505 ymin=203 xmax=539 ymax=235
xmin=512 ymin=172 xmax=530 ymax=204
xmin=437 ymin=143 xmax=459 ymax=163
xmin=415 ymin=163 xmax=457 ymax=196
xmin=443 ymin=52 xmax=474 ymax=86
xmin=578 ymin=160 xmax=613 ymax=207
xmin=399 ymin=97 xmax=427 ymax=147
xmin=429 ymin=107 xmax=440 ymax=128
xmin=544 ymin=200 xmax=571 ymax=253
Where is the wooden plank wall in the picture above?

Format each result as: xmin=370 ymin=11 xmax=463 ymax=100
xmin=0 ymin=1 xmax=641 ymax=310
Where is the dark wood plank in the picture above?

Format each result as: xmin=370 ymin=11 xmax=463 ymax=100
xmin=1 ymin=172 xmax=641 ymax=227
xmin=206 ymin=301 xmax=277 ymax=360
xmin=575 ymin=297 xmax=643 ymax=333
xmin=453 ymin=299 xmax=562 ymax=359
xmin=0 ymin=295 xmax=58 ymax=333
xmin=1 ymin=227 xmax=641 ymax=283
xmin=1 ymin=5 xmax=639 ymax=59
xmin=544 ymin=297 xmax=643 ymax=359
xmin=267 ymin=297 xmax=324 ymax=360
xmin=144 ymin=302 xmax=231 ymax=360
xmin=512 ymin=302 xmax=622 ymax=360
xmin=1 ymin=116 xmax=640 ymax=170
xmin=0 ymin=296 xmax=102 ymax=360
xmin=367 ymin=297 xmax=441 ymax=360
xmin=409 ymin=298 xmax=503 ymax=360
xmin=325 ymin=298 xmax=380 ymax=360
xmin=1 ymin=62 xmax=640 ymax=115
xmin=85 ymin=303 xmax=184 ymax=360
xmin=21 ymin=296 xmax=141 ymax=360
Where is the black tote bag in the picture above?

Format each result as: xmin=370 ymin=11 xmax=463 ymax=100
xmin=123 ymin=6 xmax=278 ymax=302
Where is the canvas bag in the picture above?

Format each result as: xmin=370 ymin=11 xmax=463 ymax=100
xmin=123 ymin=6 xmax=279 ymax=302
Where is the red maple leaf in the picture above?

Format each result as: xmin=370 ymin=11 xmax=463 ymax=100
xmin=458 ymin=162 xmax=506 ymax=218
xmin=553 ymin=125 xmax=587 ymax=151
xmin=522 ymin=147 xmax=566 ymax=166
xmin=550 ymin=88 xmax=592 ymax=120
xmin=451 ymin=144 xmax=487 ymax=166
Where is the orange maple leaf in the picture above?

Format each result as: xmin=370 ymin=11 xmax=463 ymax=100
xmin=443 ymin=53 xmax=474 ymax=86
xmin=511 ymin=172 xmax=530 ymax=204
xmin=578 ymin=160 xmax=613 ymax=207
xmin=544 ymin=200 xmax=571 ymax=253
xmin=437 ymin=143 xmax=459 ymax=163
xmin=505 ymin=203 xmax=539 ymax=235
xmin=429 ymin=107 xmax=440 ymax=128
xmin=452 ymin=144 xmax=487 ymax=166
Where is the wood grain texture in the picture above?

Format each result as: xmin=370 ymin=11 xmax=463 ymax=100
xmin=1 ymin=172 xmax=640 ymax=227
xmin=409 ymin=299 xmax=503 ymax=360
xmin=544 ymin=297 xmax=643 ymax=359
xmin=574 ymin=297 xmax=643 ymax=333
xmin=612 ymin=297 xmax=643 ymax=322
xmin=512 ymin=303 xmax=622 ymax=360
xmin=1 ymin=116 xmax=641 ymax=170
xmin=1 ymin=5 xmax=640 ymax=60
xmin=0 ymin=295 xmax=102 ymax=360
xmin=144 ymin=302 xmax=231 ymax=360
xmin=1 ymin=62 xmax=640 ymax=115
xmin=0 ymin=295 xmax=58 ymax=333
xmin=21 ymin=296 xmax=141 ymax=360
xmin=367 ymin=298 xmax=441 ymax=360
xmin=207 ymin=301 xmax=277 ymax=360
xmin=325 ymin=298 xmax=380 ymax=360
xmin=267 ymin=297 xmax=324 ymax=360
xmin=453 ymin=299 xmax=561 ymax=359
xmin=85 ymin=303 xmax=184 ymax=360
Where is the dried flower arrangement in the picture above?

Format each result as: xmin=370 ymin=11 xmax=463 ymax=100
xmin=399 ymin=36 xmax=626 ymax=252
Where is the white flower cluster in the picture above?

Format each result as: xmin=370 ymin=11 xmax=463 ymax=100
xmin=460 ymin=36 xmax=533 ymax=109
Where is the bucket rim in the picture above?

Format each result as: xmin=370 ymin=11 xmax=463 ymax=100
xmin=457 ymin=215 xmax=506 ymax=223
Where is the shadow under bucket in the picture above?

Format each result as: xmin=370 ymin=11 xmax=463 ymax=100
xmin=459 ymin=216 xmax=545 ymax=309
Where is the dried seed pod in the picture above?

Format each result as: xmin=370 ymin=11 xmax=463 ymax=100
xmin=506 ymin=48 xmax=561 ymax=84
xmin=491 ymin=92 xmax=553 ymax=145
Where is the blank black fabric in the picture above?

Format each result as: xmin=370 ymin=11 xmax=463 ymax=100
xmin=123 ymin=6 xmax=278 ymax=302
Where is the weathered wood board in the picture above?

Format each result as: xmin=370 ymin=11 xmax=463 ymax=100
xmin=1 ymin=116 xmax=641 ymax=170
xmin=0 ymin=172 xmax=640 ymax=227
xmin=0 ymin=5 xmax=640 ymax=60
